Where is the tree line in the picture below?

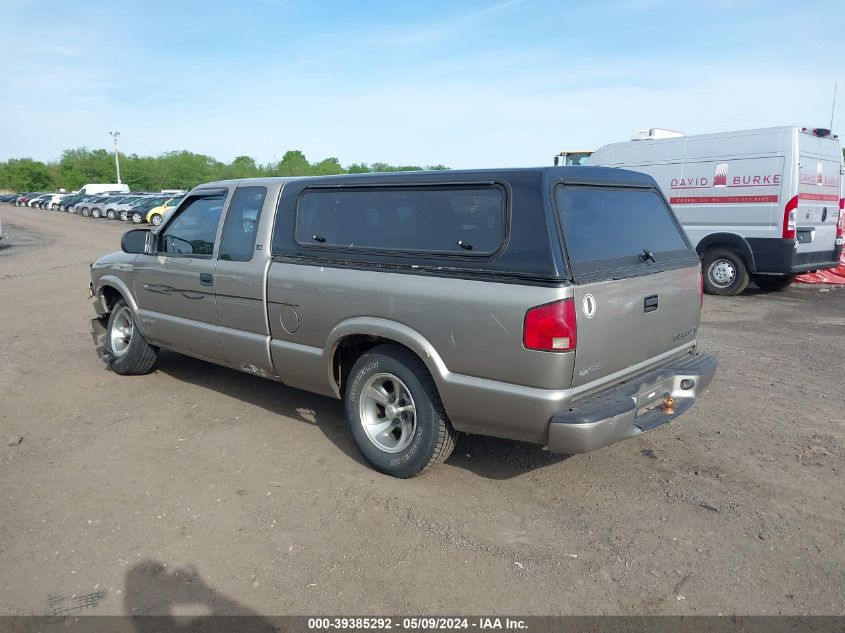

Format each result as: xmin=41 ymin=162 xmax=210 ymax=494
xmin=0 ymin=148 xmax=448 ymax=192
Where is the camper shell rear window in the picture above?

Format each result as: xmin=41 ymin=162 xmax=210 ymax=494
xmin=555 ymin=185 xmax=696 ymax=282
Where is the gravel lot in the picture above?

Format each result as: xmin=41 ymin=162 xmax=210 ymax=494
xmin=0 ymin=205 xmax=843 ymax=617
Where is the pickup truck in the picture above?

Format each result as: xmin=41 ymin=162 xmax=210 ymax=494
xmin=89 ymin=168 xmax=718 ymax=477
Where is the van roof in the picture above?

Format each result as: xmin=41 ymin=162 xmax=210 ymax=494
xmin=600 ymin=125 xmax=839 ymax=148
xmin=195 ymin=166 xmax=659 ymax=191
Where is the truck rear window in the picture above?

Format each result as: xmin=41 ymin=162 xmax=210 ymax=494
xmin=556 ymin=186 xmax=691 ymax=278
xmin=295 ymin=185 xmax=505 ymax=255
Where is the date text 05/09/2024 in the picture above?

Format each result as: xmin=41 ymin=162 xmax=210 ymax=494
xmin=307 ymin=617 xmax=528 ymax=630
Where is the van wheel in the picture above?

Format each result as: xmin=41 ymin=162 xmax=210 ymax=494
xmin=105 ymin=300 xmax=158 ymax=375
xmin=346 ymin=345 xmax=456 ymax=478
xmin=754 ymin=274 xmax=795 ymax=292
xmin=703 ymin=248 xmax=749 ymax=295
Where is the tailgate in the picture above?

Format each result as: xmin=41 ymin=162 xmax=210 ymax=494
xmin=571 ymin=267 xmax=701 ymax=388
xmin=555 ymin=183 xmax=702 ymax=390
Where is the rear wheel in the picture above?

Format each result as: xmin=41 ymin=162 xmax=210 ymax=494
xmin=119 ymin=210 xmax=128 ymax=221
xmin=91 ymin=207 xmax=101 ymax=218
xmin=131 ymin=211 xmax=143 ymax=224
xmin=754 ymin=274 xmax=795 ymax=292
xmin=703 ymin=248 xmax=749 ymax=296
xmin=150 ymin=213 xmax=163 ymax=226
xmin=81 ymin=207 xmax=90 ymax=217
xmin=105 ymin=300 xmax=158 ymax=375
xmin=345 ymin=344 xmax=456 ymax=478
xmin=106 ymin=209 xmax=116 ymax=220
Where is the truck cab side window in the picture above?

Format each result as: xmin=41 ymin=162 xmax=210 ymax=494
xmin=159 ymin=196 xmax=225 ymax=256
xmin=219 ymin=186 xmax=267 ymax=262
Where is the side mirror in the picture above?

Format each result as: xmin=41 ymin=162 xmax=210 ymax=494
xmin=121 ymin=229 xmax=155 ymax=255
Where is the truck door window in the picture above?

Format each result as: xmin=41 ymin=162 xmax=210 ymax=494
xmin=219 ymin=186 xmax=267 ymax=262
xmin=159 ymin=196 xmax=225 ymax=257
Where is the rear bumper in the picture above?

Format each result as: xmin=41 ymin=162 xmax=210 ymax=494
xmin=747 ymin=237 xmax=841 ymax=274
xmin=545 ymin=352 xmax=718 ymax=454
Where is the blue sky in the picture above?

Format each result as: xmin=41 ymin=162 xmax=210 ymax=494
xmin=1 ymin=0 xmax=843 ymax=168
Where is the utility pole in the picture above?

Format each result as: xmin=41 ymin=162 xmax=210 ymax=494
xmin=109 ymin=131 xmax=122 ymax=184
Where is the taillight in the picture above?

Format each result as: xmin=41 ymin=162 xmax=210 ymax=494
xmin=523 ymin=299 xmax=577 ymax=352
xmin=836 ymin=198 xmax=844 ymax=243
xmin=782 ymin=195 xmax=798 ymax=240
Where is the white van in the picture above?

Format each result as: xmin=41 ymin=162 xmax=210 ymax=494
xmin=587 ymin=126 xmax=844 ymax=294
xmin=78 ymin=183 xmax=130 ymax=196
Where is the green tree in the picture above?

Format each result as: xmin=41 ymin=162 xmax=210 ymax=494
xmin=0 ymin=158 xmax=54 ymax=191
xmin=0 ymin=147 xmax=449 ymax=191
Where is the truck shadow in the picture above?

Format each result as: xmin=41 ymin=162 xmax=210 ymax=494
xmin=152 ymin=350 xmax=568 ymax=480
xmin=153 ymin=350 xmax=366 ymax=468
xmin=123 ymin=559 xmax=277 ymax=630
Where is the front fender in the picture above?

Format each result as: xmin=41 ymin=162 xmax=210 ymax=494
xmin=93 ymin=273 xmax=138 ymax=314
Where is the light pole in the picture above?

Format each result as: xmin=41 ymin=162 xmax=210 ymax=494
xmin=109 ymin=131 xmax=122 ymax=184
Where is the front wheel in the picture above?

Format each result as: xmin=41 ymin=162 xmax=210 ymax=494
xmin=703 ymin=248 xmax=749 ymax=296
xmin=754 ymin=274 xmax=795 ymax=292
xmin=345 ymin=345 xmax=456 ymax=478
xmin=106 ymin=209 xmax=116 ymax=219
xmin=131 ymin=212 xmax=143 ymax=224
xmin=91 ymin=207 xmax=101 ymax=218
xmin=105 ymin=300 xmax=158 ymax=375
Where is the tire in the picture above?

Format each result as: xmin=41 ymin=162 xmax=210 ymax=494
xmin=150 ymin=213 xmax=163 ymax=226
xmin=345 ymin=344 xmax=456 ymax=478
xmin=106 ymin=209 xmax=116 ymax=220
xmin=119 ymin=210 xmax=128 ymax=221
xmin=104 ymin=300 xmax=158 ymax=375
xmin=131 ymin=211 xmax=143 ymax=224
xmin=702 ymin=248 xmax=749 ymax=296
xmin=91 ymin=207 xmax=101 ymax=218
xmin=51 ymin=204 xmax=58 ymax=210
xmin=754 ymin=274 xmax=795 ymax=292
xmin=81 ymin=207 xmax=90 ymax=217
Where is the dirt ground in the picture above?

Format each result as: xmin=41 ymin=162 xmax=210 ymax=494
xmin=0 ymin=205 xmax=843 ymax=617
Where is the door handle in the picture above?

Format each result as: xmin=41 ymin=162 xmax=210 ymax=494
xmin=199 ymin=273 xmax=213 ymax=286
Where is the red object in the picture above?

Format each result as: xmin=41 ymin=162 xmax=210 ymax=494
xmin=524 ymin=299 xmax=577 ymax=351
xmin=796 ymin=249 xmax=845 ymax=284
xmin=782 ymin=196 xmax=798 ymax=240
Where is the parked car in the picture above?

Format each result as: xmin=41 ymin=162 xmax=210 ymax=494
xmin=114 ymin=195 xmax=156 ymax=221
xmin=78 ymin=183 xmax=130 ymax=196
xmin=127 ymin=196 xmax=172 ymax=223
xmin=16 ymin=192 xmax=40 ymax=206
xmin=90 ymin=168 xmax=718 ymax=478
xmin=0 ymin=194 xmax=17 ymax=203
xmin=587 ymin=126 xmax=845 ymax=294
xmin=146 ymin=196 xmax=184 ymax=226
xmin=28 ymin=193 xmax=52 ymax=208
xmin=90 ymin=194 xmax=136 ymax=218
xmin=104 ymin=195 xmax=147 ymax=220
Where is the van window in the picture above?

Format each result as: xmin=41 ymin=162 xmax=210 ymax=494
xmin=219 ymin=186 xmax=267 ymax=262
xmin=556 ymin=186 xmax=691 ymax=277
xmin=295 ymin=185 xmax=505 ymax=255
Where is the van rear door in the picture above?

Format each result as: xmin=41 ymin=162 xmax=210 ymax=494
xmin=555 ymin=184 xmax=702 ymax=391
xmin=796 ymin=134 xmax=842 ymax=262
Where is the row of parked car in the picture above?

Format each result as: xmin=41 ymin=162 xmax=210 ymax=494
xmin=1 ymin=191 xmax=184 ymax=226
